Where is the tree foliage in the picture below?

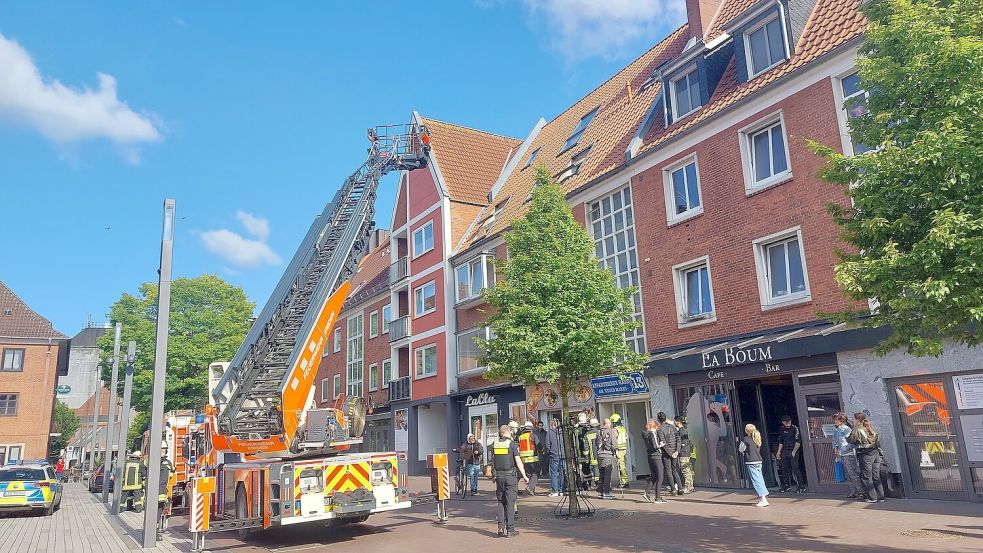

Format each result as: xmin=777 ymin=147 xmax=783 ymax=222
xmin=98 ymin=274 xmax=254 ymax=414
xmin=811 ymin=0 xmax=983 ymax=356
xmin=482 ymin=167 xmax=644 ymax=514
xmin=48 ymin=401 xmax=80 ymax=459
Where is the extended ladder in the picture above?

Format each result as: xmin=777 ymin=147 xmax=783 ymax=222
xmin=211 ymin=123 xmax=429 ymax=448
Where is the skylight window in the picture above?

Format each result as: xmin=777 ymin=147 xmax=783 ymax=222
xmin=523 ymin=147 xmax=540 ymax=169
xmin=560 ymin=107 xmax=599 ymax=153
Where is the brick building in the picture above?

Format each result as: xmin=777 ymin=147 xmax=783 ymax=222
xmin=317 ymin=0 xmax=983 ymax=500
xmin=0 ymin=281 xmax=69 ymax=463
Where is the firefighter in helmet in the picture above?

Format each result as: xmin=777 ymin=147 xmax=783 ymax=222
xmin=121 ymin=451 xmax=148 ymax=512
xmin=610 ymin=413 xmax=630 ymax=488
xmin=516 ymin=421 xmax=540 ymax=495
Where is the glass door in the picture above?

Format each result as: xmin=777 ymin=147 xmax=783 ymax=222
xmin=675 ymin=383 xmax=741 ymax=488
xmin=891 ymin=378 xmax=965 ymax=499
xmin=469 ymin=404 xmax=498 ymax=470
xmin=797 ymin=386 xmax=843 ymax=494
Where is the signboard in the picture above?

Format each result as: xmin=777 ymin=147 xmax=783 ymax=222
xmin=590 ymin=372 xmax=649 ymax=399
xmin=953 ymin=373 xmax=983 ymax=410
xmin=526 ymin=381 xmax=595 ymax=415
xmin=394 ymin=408 xmax=408 ymax=453
xmin=702 ymin=346 xmax=774 ymax=368
xmin=55 ymin=385 xmax=71 ymax=396
xmin=960 ymin=414 xmax=983 ymax=463
xmin=465 ymin=392 xmax=495 ymax=407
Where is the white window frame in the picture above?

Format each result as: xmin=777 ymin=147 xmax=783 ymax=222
xmin=671 ymin=256 xmax=716 ymax=328
xmin=414 ymin=280 xmax=437 ymax=316
xmin=454 ymin=254 xmax=496 ymax=304
xmin=382 ymin=358 xmax=393 ymax=386
xmin=333 ymin=328 xmax=341 ymax=353
xmin=739 ymin=111 xmax=793 ymax=195
xmin=321 ymin=378 xmax=331 ymax=402
xmin=670 ymin=66 xmax=702 ymax=120
xmin=368 ymin=362 xmax=379 ymax=391
xmin=0 ymin=444 xmax=25 ymax=465
xmin=381 ymin=304 xmax=392 ymax=334
xmin=752 ymin=226 xmax=812 ymax=310
xmin=743 ymin=12 xmax=789 ymax=79
xmin=333 ymin=374 xmax=342 ymax=400
xmin=833 ymin=68 xmax=873 ymax=158
xmin=346 ymin=313 xmax=364 ymax=399
xmin=457 ymin=326 xmax=495 ymax=376
xmin=412 ymin=220 xmax=435 ymax=258
xmin=662 ymin=154 xmax=704 ymax=225
xmin=369 ymin=310 xmax=379 ymax=339
xmin=414 ymin=343 xmax=438 ymax=379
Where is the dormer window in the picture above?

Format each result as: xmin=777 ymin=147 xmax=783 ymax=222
xmin=744 ymin=15 xmax=788 ymax=78
xmin=671 ymin=67 xmax=702 ymax=120
xmin=560 ymin=107 xmax=598 ymax=153
xmin=522 ymin=147 xmax=540 ymax=169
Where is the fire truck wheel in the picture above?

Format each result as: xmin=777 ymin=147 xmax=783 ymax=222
xmin=235 ymin=487 xmax=252 ymax=541
xmin=341 ymin=515 xmax=369 ymax=524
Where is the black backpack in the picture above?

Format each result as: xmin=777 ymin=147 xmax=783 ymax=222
xmin=598 ymin=429 xmax=614 ymax=453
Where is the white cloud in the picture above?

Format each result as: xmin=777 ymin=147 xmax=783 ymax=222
xmin=0 ymin=32 xmax=161 ymax=160
xmin=235 ymin=210 xmax=270 ymax=241
xmin=521 ymin=0 xmax=686 ymax=61
xmin=200 ymin=212 xmax=281 ymax=268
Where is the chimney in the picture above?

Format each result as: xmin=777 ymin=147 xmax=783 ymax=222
xmin=686 ymin=0 xmax=723 ymax=40
xmin=369 ymin=229 xmax=391 ymax=250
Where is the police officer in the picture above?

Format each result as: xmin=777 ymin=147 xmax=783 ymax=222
xmin=610 ymin=413 xmax=630 ymax=488
xmin=776 ymin=415 xmax=806 ymax=492
xmin=492 ymin=424 xmax=529 ymax=538
xmin=516 ymin=422 xmax=540 ymax=495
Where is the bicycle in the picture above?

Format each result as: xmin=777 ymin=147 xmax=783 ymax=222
xmin=451 ymin=448 xmax=467 ymax=499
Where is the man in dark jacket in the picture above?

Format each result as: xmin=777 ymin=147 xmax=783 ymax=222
xmin=543 ymin=418 xmax=566 ymax=496
xmin=657 ymin=412 xmax=682 ymax=495
xmin=460 ymin=433 xmax=484 ymax=495
xmin=535 ymin=421 xmax=549 ymax=479
xmin=675 ymin=416 xmax=694 ymax=493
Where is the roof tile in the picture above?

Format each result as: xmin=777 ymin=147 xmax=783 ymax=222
xmin=0 ymin=281 xmax=66 ymax=339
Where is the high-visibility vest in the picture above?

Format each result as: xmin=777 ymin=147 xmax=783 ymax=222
xmin=582 ymin=430 xmax=598 ymax=466
xmin=122 ymin=460 xmax=143 ymax=491
xmin=615 ymin=425 xmax=628 ymax=451
xmin=517 ymin=431 xmax=538 ymax=463
xmin=492 ymin=438 xmax=515 ymax=473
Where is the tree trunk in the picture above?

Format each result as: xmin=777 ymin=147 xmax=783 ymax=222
xmin=559 ymin=384 xmax=581 ymax=517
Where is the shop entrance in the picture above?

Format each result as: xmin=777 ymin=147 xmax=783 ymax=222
xmin=734 ymin=375 xmax=805 ymax=489
xmin=597 ymin=399 xmax=651 ymax=481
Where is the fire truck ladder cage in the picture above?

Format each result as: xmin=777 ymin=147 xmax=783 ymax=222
xmin=212 ymin=123 xmax=429 ymax=441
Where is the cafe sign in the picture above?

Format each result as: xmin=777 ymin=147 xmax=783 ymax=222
xmin=55 ymin=384 xmax=71 ymax=396
xmin=465 ymin=392 xmax=496 ymax=407
xmin=702 ymin=346 xmax=773 ymax=368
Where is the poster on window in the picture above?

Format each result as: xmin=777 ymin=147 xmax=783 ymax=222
xmin=953 ymin=373 xmax=983 ymax=410
xmin=526 ymin=381 xmax=596 ymax=421
xmin=394 ymin=408 xmax=408 ymax=453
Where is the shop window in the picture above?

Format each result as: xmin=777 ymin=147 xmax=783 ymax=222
xmin=588 ymin=186 xmax=646 ymax=354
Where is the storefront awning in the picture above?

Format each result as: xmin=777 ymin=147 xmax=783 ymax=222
xmin=646 ymin=321 xmax=891 ymax=377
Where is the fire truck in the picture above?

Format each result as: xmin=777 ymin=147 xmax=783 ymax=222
xmin=184 ymin=123 xmax=432 ymax=545
xmin=141 ymin=410 xmax=197 ymax=510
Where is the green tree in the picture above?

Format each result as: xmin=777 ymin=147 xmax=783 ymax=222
xmin=482 ymin=167 xmax=644 ymax=515
xmin=811 ymin=0 xmax=983 ymax=356
xmin=98 ymin=274 xmax=254 ymax=415
xmin=48 ymin=401 xmax=80 ymax=459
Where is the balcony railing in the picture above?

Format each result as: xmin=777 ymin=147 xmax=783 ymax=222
xmin=389 ymin=315 xmax=411 ymax=342
xmin=389 ymin=257 xmax=409 ymax=285
xmin=388 ymin=376 xmax=411 ymax=403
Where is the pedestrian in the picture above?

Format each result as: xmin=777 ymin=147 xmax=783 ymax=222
xmin=739 ymin=423 xmax=769 ymax=507
xmin=508 ymin=419 xmax=519 ymax=439
xmin=674 ymin=416 xmax=694 ymax=493
xmin=460 ymin=433 xmax=483 ymax=495
xmin=832 ymin=413 xmax=864 ymax=499
xmin=776 ymin=415 xmax=806 ymax=493
xmin=610 ymin=413 xmax=631 ymax=489
xmin=516 ymin=421 xmax=540 ymax=495
xmin=596 ymin=418 xmax=617 ymax=499
xmin=535 ymin=421 xmax=549 ymax=479
xmin=656 ymin=412 xmax=682 ymax=495
xmin=851 ymin=413 xmax=885 ymax=503
xmin=55 ymin=458 xmax=65 ymax=483
xmin=544 ymin=418 xmax=566 ymax=496
xmin=492 ymin=424 xmax=529 ymax=538
xmin=642 ymin=419 xmax=667 ymax=503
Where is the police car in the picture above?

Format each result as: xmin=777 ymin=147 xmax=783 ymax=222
xmin=0 ymin=463 xmax=64 ymax=516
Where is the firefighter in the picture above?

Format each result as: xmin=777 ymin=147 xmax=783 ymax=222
xmin=492 ymin=424 xmax=528 ymax=538
xmin=580 ymin=418 xmax=600 ymax=491
xmin=610 ymin=413 xmax=630 ymax=488
xmin=121 ymin=451 xmax=148 ymax=512
xmin=516 ymin=422 xmax=540 ymax=495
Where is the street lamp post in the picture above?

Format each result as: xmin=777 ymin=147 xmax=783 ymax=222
xmin=111 ymin=341 xmax=136 ymax=515
xmin=143 ymin=199 xmax=175 ymax=548
xmin=102 ymin=322 xmax=122 ymax=503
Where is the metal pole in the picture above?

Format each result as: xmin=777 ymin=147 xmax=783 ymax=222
xmin=102 ymin=323 xmax=122 ymax=503
xmin=111 ymin=341 xmax=136 ymax=515
xmin=87 ymin=355 xmax=104 ymax=479
xmin=143 ymin=199 xmax=175 ymax=548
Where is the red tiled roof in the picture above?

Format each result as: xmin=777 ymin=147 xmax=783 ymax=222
xmin=345 ymin=239 xmax=391 ymax=308
xmin=0 ymin=281 xmax=66 ymax=339
xmin=705 ymin=0 xmax=765 ymax=40
xmin=418 ymin=117 xmax=522 ymax=205
xmin=458 ymin=24 xmax=692 ymax=250
xmin=639 ymin=0 xmax=865 ymax=155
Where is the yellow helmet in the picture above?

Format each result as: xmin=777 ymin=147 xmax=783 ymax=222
xmin=610 ymin=413 xmax=621 ymax=424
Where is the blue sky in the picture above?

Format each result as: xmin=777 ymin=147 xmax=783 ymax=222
xmin=0 ymin=0 xmax=684 ymax=336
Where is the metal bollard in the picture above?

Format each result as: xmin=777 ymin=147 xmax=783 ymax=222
xmin=188 ymin=476 xmax=215 ymax=552
xmin=426 ymin=453 xmax=449 ymax=524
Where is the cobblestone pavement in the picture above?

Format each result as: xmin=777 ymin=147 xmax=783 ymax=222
xmin=3 ymin=478 xmax=982 ymax=552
